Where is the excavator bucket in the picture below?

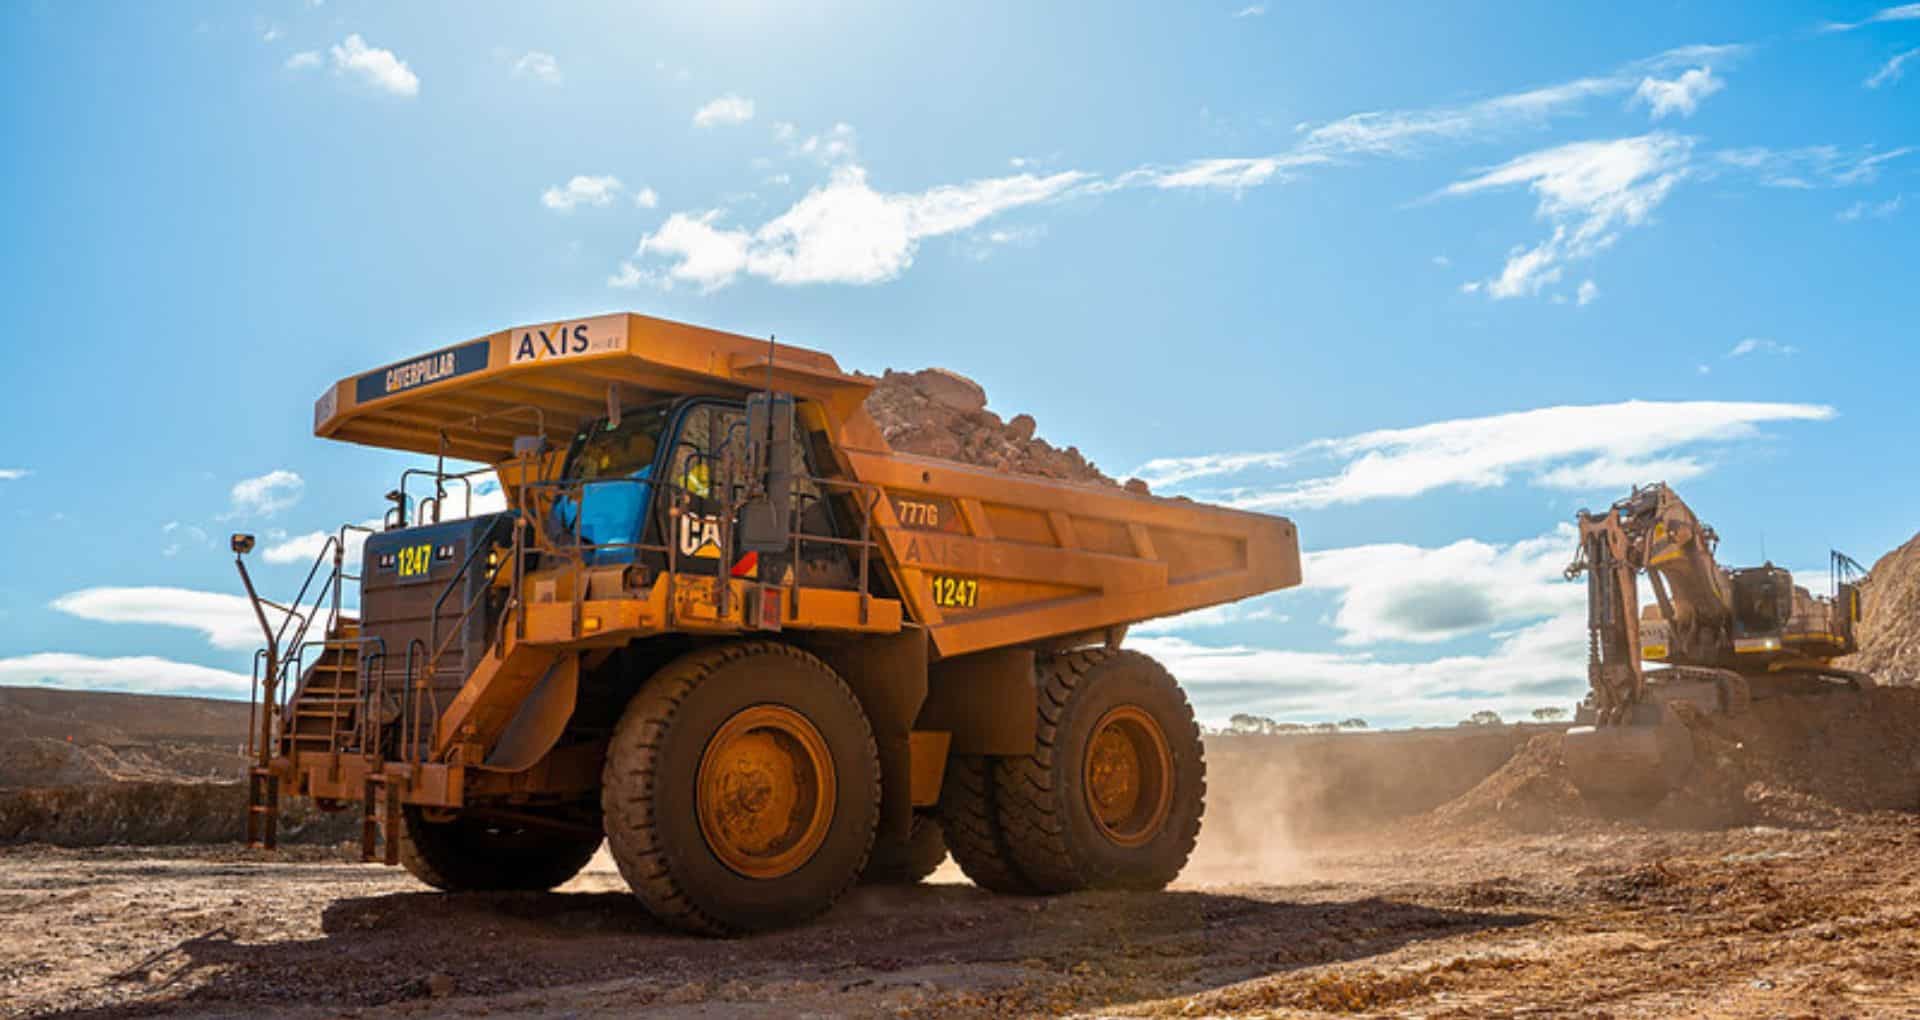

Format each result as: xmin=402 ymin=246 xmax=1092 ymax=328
xmin=1562 ymin=699 xmax=1695 ymax=812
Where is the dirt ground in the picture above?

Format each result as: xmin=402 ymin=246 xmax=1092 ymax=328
xmin=6 ymin=687 xmax=1920 ymax=1018
xmin=3 ymin=813 xmax=1917 ymax=1019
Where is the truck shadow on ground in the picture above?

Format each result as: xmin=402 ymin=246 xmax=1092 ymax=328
xmin=43 ymin=882 xmax=1542 ymax=1017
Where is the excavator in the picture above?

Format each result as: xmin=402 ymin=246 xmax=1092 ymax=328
xmin=1561 ymin=483 xmax=1867 ymax=807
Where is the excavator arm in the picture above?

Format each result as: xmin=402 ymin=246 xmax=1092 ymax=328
xmin=1561 ymin=483 xmax=1736 ymax=810
xmin=1565 ymin=483 xmax=1729 ymax=726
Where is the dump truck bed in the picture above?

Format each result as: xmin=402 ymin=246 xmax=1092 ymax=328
xmin=313 ymin=312 xmax=1300 ymax=657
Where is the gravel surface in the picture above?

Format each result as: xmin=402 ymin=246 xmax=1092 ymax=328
xmin=6 ymin=815 xmax=1918 ymax=1019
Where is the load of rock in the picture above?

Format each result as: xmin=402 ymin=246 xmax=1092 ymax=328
xmin=862 ymin=368 xmax=1123 ymax=489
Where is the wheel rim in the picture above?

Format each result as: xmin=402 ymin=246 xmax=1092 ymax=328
xmin=696 ymin=705 xmax=837 ymax=879
xmin=1082 ymin=705 xmax=1174 ymax=847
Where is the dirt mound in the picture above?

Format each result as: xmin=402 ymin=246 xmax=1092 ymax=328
xmin=863 ymin=368 xmax=1120 ymax=488
xmin=0 ymin=782 xmax=355 ymax=846
xmin=0 ymin=685 xmax=251 ymax=744
xmin=1840 ymin=529 xmax=1920 ymax=684
xmin=1426 ymin=686 xmax=1920 ymax=835
xmin=0 ymin=736 xmax=242 ymax=788
xmin=1424 ymin=733 xmax=1586 ymax=834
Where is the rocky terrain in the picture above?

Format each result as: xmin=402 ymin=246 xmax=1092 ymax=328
xmin=0 ymin=688 xmax=352 ymax=847
xmin=1841 ymin=529 xmax=1920 ymax=685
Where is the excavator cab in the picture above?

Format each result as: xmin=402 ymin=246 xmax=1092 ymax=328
xmin=1728 ymin=565 xmax=1795 ymax=638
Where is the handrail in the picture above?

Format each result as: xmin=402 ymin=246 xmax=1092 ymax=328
xmin=388 ymin=442 xmax=889 ymax=767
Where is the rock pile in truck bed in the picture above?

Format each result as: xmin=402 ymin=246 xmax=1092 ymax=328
xmin=1839 ymin=528 xmax=1920 ymax=685
xmin=863 ymin=368 xmax=1120 ymax=489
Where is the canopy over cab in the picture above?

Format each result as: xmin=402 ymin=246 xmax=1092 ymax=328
xmin=314 ymin=312 xmax=882 ymax=463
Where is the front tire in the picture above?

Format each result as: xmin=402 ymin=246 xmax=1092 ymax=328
xmin=992 ymin=649 xmax=1205 ymax=893
xmin=600 ymin=641 xmax=881 ymax=935
xmin=397 ymin=806 xmax=602 ymax=892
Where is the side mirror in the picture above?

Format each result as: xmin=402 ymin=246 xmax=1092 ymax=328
xmin=231 ymin=533 xmax=256 ymax=556
xmin=740 ymin=393 xmax=795 ymax=554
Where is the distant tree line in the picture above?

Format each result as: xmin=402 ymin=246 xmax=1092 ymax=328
xmin=1210 ymin=705 xmax=1572 ymax=734
xmin=1217 ymin=713 xmax=1369 ymax=735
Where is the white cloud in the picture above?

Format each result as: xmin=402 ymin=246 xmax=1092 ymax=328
xmin=541 ymin=174 xmax=623 ymax=211
xmin=1631 ymin=66 xmax=1724 ymax=119
xmin=634 ymin=186 xmax=659 ymax=209
xmin=1867 ymin=47 xmax=1920 ymax=88
xmin=1118 ymin=154 xmax=1328 ymax=193
xmin=262 ymin=518 xmax=383 ymax=569
xmin=1134 ymin=610 xmax=1589 ymax=727
xmin=0 ymin=468 xmax=27 ymax=481
xmin=632 ymin=211 xmax=752 ymax=292
xmin=1716 ymin=144 xmax=1916 ymax=188
xmin=1293 ymin=45 xmax=1743 ymax=158
xmin=285 ymin=50 xmax=322 ymax=70
xmin=228 ymin=470 xmax=304 ymax=518
xmin=1132 ymin=598 xmax=1287 ymax=634
xmin=780 ymin=122 xmax=858 ymax=164
xmin=692 ymin=94 xmax=755 ymax=128
xmin=328 ymin=34 xmax=419 ymax=97
xmin=512 ymin=50 xmax=560 ymax=84
xmin=1727 ymin=337 xmax=1798 ymax=358
xmin=263 ymin=25 xmax=282 ymax=43
xmin=1576 ymin=279 xmax=1599 ymax=305
xmin=0 ymin=653 xmax=252 ymax=698
xmin=161 ymin=521 xmax=210 ymax=559
xmin=619 ymin=44 xmax=1761 ymax=293
xmin=1233 ymin=4 xmax=1267 ymax=17
xmin=1821 ymin=3 xmax=1920 ymax=32
xmin=632 ymin=165 xmax=1087 ymax=290
xmin=1838 ymin=195 xmax=1904 ymax=221
xmin=51 ymin=587 xmax=268 ymax=651
xmin=1302 ymin=527 xmax=1580 ymax=645
xmin=1445 ymin=133 xmax=1692 ymax=299
xmin=606 ymin=260 xmax=659 ymax=290
xmin=1134 ymin=399 xmax=1835 ymax=510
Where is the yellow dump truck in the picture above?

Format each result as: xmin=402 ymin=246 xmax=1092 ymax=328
xmin=235 ymin=312 xmax=1300 ymax=934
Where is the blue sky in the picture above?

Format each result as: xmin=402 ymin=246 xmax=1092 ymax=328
xmin=1 ymin=2 xmax=1915 ymax=727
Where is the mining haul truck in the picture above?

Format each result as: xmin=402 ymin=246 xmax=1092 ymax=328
xmin=233 ymin=312 xmax=1301 ymax=934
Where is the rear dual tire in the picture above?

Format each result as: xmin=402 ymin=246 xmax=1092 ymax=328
xmin=860 ymin=813 xmax=947 ymax=885
xmin=942 ymin=649 xmax=1205 ymax=895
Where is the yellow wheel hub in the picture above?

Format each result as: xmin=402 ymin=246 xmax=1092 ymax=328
xmin=697 ymin=705 xmax=836 ymax=879
xmin=1083 ymin=705 xmax=1174 ymax=847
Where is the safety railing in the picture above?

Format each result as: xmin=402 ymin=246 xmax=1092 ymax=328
xmin=378 ymin=432 xmax=890 ymax=767
xmin=245 ymin=522 xmax=375 ymax=762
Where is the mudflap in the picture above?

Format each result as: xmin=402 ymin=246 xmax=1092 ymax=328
xmin=1563 ymin=698 xmax=1696 ymax=812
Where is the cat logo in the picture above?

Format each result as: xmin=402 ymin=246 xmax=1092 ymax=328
xmin=678 ymin=513 xmax=723 ymax=559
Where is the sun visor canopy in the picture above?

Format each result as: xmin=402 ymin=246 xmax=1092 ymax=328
xmin=312 ymin=312 xmax=874 ymax=463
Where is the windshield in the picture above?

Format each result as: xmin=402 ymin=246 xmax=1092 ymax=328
xmin=554 ymin=404 xmax=671 ymax=565
xmin=567 ymin=404 xmax=670 ymax=481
